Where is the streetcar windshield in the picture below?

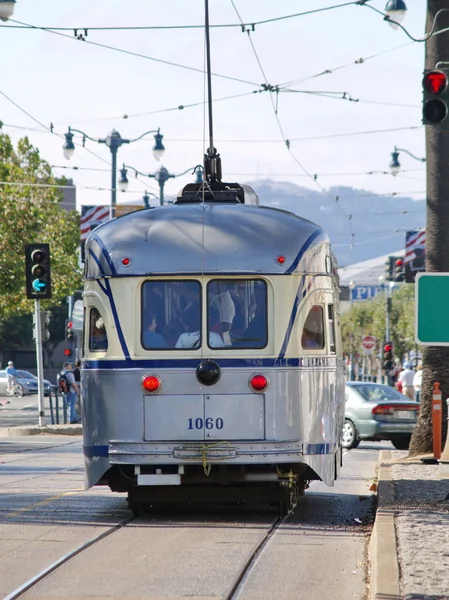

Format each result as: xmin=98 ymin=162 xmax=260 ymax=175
xmin=141 ymin=280 xmax=202 ymax=350
xmin=208 ymin=279 xmax=268 ymax=349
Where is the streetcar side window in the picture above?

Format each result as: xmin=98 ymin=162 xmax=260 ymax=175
xmin=301 ymin=306 xmax=325 ymax=350
xmin=89 ymin=307 xmax=108 ymax=352
xmin=207 ymin=279 xmax=268 ymax=349
xmin=328 ymin=304 xmax=336 ymax=353
xmin=141 ymin=280 xmax=201 ymax=350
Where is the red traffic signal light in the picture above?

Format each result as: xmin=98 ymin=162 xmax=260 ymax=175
xmin=424 ymin=70 xmax=447 ymax=95
xmin=423 ymin=70 xmax=448 ymax=124
xmin=63 ymin=348 xmax=72 ymax=357
xmin=395 ymin=259 xmax=403 ymax=267
xmin=384 ymin=344 xmax=392 ymax=353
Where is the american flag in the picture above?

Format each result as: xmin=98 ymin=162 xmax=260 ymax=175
xmin=80 ymin=205 xmax=110 ymax=241
xmin=405 ymin=229 xmax=425 ymax=264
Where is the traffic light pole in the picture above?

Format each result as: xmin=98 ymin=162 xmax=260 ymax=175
xmin=409 ymin=1 xmax=449 ymax=455
xmin=34 ymin=300 xmax=45 ymax=426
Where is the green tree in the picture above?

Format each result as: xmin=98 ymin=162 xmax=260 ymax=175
xmin=0 ymin=133 xmax=81 ymax=321
xmin=341 ymin=285 xmax=417 ymax=369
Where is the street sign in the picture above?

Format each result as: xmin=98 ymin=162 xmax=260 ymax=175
xmin=416 ymin=273 xmax=449 ymax=345
xmin=351 ymin=286 xmax=384 ymax=301
xmin=362 ymin=335 xmax=376 ymax=355
xmin=115 ymin=205 xmax=144 ymax=217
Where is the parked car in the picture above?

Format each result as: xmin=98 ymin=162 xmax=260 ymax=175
xmin=343 ymin=382 xmax=419 ymax=450
xmin=0 ymin=370 xmax=52 ymax=397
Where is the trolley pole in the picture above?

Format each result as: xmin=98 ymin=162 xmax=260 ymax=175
xmin=34 ymin=300 xmax=45 ymax=426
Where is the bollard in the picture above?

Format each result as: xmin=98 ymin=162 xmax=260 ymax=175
xmin=440 ymin=399 xmax=449 ymax=477
xmin=433 ymin=382 xmax=443 ymax=460
xmin=49 ymin=391 xmax=54 ymax=425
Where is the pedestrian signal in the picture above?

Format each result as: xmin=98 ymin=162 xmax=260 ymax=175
xmin=24 ymin=243 xmax=52 ymax=300
xmin=423 ymin=69 xmax=449 ymax=125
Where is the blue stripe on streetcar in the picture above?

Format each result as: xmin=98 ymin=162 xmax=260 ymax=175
xmin=285 ymin=229 xmax=326 ymax=274
xmin=83 ymin=445 xmax=109 ymax=458
xmin=303 ymin=443 xmax=337 ymax=455
xmin=83 ymin=357 xmax=337 ymax=369
xmin=91 ymin=234 xmax=117 ymax=275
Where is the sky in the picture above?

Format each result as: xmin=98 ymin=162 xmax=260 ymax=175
xmin=0 ymin=0 xmax=427 ymax=212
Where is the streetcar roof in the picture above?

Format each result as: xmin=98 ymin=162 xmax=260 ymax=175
xmin=85 ymin=203 xmax=331 ymax=277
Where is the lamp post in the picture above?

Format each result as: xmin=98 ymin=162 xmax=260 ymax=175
xmin=62 ymin=127 xmax=165 ymax=218
xmin=0 ymin=0 xmax=16 ymax=21
xmin=119 ymin=165 xmax=203 ymax=206
xmin=349 ymin=281 xmax=356 ymax=381
xmin=389 ymin=146 xmax=426 ymax=176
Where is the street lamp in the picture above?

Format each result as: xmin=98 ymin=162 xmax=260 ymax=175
xmin=120 ymin=164 xmax=203 ymax=206
xmin=62 ymin=127 xmax=164 ymax=218
xmin=0 ymin=0 xmax=16 ymax=22
xmin=384 ymin=0 xmax=407 ymax=28
xmin=389 ymin=146 xmax=426 ymax=176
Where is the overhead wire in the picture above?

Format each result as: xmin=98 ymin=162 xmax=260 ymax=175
xmin=7 ymin=19 xmax=261 ymax=87
xmin=2 ymin=2 xmax=376 ymax=33
xmin=229 ymin=0 xmax=355 ymax=249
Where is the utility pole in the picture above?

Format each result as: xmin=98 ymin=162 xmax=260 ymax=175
xmin=410 ymin=1 xmax=449 ymax=455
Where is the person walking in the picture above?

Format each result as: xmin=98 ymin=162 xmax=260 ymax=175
xmin=59 ymin=361 xmax=80 ymax=424
xmin=413 ymin=364 xmax=422 ymax=403
xmin=5 ymin=361 xmax=17 ymax=394
xmin=398 ymin=362 xmax=415 ymax=400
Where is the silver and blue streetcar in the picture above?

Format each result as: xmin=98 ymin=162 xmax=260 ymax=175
xmin=82 ymin=182 xmax=345 ymax=513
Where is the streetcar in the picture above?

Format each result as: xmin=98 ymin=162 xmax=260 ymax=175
xmin=81 ymin=180 xmax=346 ymax=514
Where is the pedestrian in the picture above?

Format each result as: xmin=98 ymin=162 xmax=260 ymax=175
xmin=413 ymin=364 xmax=422 ymax=403
xmin=5 ymin=361 xmax=17 ymax=394
xmin=58 ymin=361 xmax=80 ymax=424
xmin=73 ymin=359 xmax=81 ymax=384
xmin=398 ymin=361 xmax=415 ymax=400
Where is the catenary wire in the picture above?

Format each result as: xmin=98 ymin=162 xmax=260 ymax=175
xmin=230 ymin=0 xmax=355 ymax=248
xmin=2 ymin=2 xmax=375 ymax=33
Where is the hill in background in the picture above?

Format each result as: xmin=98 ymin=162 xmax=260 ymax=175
xmin=249 ymin=180 xmax=425 ymax=267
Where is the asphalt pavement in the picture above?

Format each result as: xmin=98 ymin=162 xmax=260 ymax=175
xmin=2 ymin=398 xmax=448 ymax=599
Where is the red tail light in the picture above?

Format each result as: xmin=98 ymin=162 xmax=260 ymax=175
xmin=249 ymin=374 xmax=268 ymax=392
xmin=372 ymin=404 xmax=419 ymax=416
xmin=142 ymin=375 xmax=161 ymax=394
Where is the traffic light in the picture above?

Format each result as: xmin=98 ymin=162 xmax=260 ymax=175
xmin=383 ymin=342 xmax=394 ymax=373
xmin=63 ymin=348 xmax=73 ymax=357
xmin=66 ymin=320 xmax=74 ymax=341
xmin=384 ymin=256 xmax=395 ymax=281
xmin=32 ymin=312 xmax=51 ymax=342
xmin=423 ymin=69 xmax=449 ymax=125
xmin=394 ymin=258 xmax=405 ymax=282
xmin=24 ymin=243 xmax=52 ymax=300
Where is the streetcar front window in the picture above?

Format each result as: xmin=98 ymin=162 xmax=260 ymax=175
xmin=141 ymin=280 xmax=201 ymax=350
xmin=207 ymin=279 xmax=268 ymax=349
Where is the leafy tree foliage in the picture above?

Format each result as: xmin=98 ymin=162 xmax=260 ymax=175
xmin=341 ymin=284 xmax=416 ymax=361
xmin=0 ymin=132 xmax=81 ymax=321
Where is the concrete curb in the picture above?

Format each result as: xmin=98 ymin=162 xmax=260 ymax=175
xmin=369 ymin=450 xmax=401 ymax=600
xmin=0 ymin=424 xmax=82 ymax=437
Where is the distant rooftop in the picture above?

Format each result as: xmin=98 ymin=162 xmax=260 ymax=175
xmin=339 ymin=250 xmax=405 ymax=287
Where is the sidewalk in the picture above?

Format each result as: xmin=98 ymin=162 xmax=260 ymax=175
xmin=370 ymin=450 xmax=449 ymax=600
xmin=0 ymin=394 xmax=81 ymax=436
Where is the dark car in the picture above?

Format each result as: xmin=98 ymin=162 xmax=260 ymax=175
xmin=343 ymin=382 xmax=419 ymax=450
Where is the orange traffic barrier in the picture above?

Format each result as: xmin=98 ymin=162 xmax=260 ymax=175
xmin=433 ymin=382 xmax=443 ymax=460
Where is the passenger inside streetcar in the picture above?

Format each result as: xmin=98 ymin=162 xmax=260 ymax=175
xmin=143 ymin=314 xmax=166 ymax=349
xmin=176 ymin=306 xmax=225 ymax=349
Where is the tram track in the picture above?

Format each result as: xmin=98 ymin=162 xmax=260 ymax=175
xmin=225 ymin=514 xmax=287 ymax=600
xmin=2 ymin=515 xmax=136 ymax=600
